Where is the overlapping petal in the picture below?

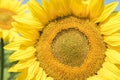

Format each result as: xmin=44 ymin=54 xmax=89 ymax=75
xmin=96 ymin=2 xmax=119 ymax=23
xmin=100 ymin=12 xmax=120 ymax=35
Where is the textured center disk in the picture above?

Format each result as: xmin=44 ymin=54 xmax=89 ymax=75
xmin=52 ymin=28 xmax=89 ymax=67
xmin=0 ymin=10 xmax=14 ymax=30
xmin=37 ymin=16 xmax=106 ymax=80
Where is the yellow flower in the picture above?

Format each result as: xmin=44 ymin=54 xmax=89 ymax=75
xmin=5 ymin=0 xmax=120 ymax=80
xmin=0 ymin=0 xmax=27 ymax=41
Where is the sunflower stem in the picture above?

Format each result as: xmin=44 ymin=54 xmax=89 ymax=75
xmin=0 ymin=38 xmax=4 ymax=80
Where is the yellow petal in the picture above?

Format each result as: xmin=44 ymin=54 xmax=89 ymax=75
xmin=12 ymin=22 xmax=39 ymax=41
xmin=9 ymin=47 xmax=36 ymax=62
xmin=88 ymin=0 xmax=104 ymax=20
xmin=9 ymin=58 xmax=36 ymax=72
xmin=57 ymin=0 xmax=71 ymax=16
xmin=4 ymin=37 xmax=32 ymax=50
xmin=100 ymin=12 xmax=120 ymax=35
xmin=28 ymin=0 xmax=49 ymax=25
xmin=108 ymin=46 xmax=120 ymax=53
xmin=42 ymin=0 xmax=70 ymax=20
xmin=96 ymin=2 xmax=119 ymax=23
xmin=70 ymin=0 xmax=89 ymax=17
xmin=105 ymin=49 xmax=120 ymax=64
xmin=35 ymin=67 xmax=43 ymax=80
xmin=41 ymin=71 xmax=47 ymax=80
xmin=104 ymin=33 xmax=120 ymax=46
xmin=4 ymin=41 xmax=22 ymax=50
xmin=87 ymin=75 xmax=104 ymax=80
xmin=11 ymin=0 xmax=23 ymax=10
xmin=46 ymin=77 xmax=54 ymax=80
xmin=16 ymin=5 xmax=27 ymax=15
xmin=0 ymin=0 xmax=9 ymax=8
xmin=7 ymin=28 xmax=20 ymax=42
xmin=9 ymin=0 xmax=21 ymax=10
xmin=16 ymin=69 xmax=28 ymax=80
xmin=42 ymin=0 xmax=59 ymax=20
xmin=13 ymin=13 xmax=43 ymax=30
xmin=2 ymin=30 xmax=9 ymax=41
xmin=26 ymin=61 xmax=39 ymax=79
xmin=103 ymin=62 xmax=120 ymax=78
xmin=98 ymin=64 xmax=117 ymax=80
xmin=0 ymin=0 xmax=27 ymax=15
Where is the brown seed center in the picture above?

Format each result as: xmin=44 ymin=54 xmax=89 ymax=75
xmin=51 ymin=28 xmax=89 ymax=67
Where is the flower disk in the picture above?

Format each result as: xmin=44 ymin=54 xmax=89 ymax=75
xmin=36 ymin=16 xmax=106 ymax=80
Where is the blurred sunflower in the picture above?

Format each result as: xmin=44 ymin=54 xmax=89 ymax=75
xmin=5 ymin=0 xmax=120 ymax=80
xmin=0 ymin=0 xmax=27 ymax=42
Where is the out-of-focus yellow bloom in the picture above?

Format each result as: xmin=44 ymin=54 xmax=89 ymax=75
xmin=0 ymin=0 xmax=27 ymax=41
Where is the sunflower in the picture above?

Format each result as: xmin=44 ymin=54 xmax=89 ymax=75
xmin=5 ymin=0 xmax=120 ymax=80
xmin=0 ymin=0 xmax=27 ymax=42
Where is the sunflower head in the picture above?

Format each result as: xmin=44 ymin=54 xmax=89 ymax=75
xmin=6 ymin=0 xmax=120 ymax=80
xmin=0 ymin=0 xmax=27 ymax=41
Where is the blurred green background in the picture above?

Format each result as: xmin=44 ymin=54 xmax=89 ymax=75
xmin=0 ymin=41 xmax=18 ymax=80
